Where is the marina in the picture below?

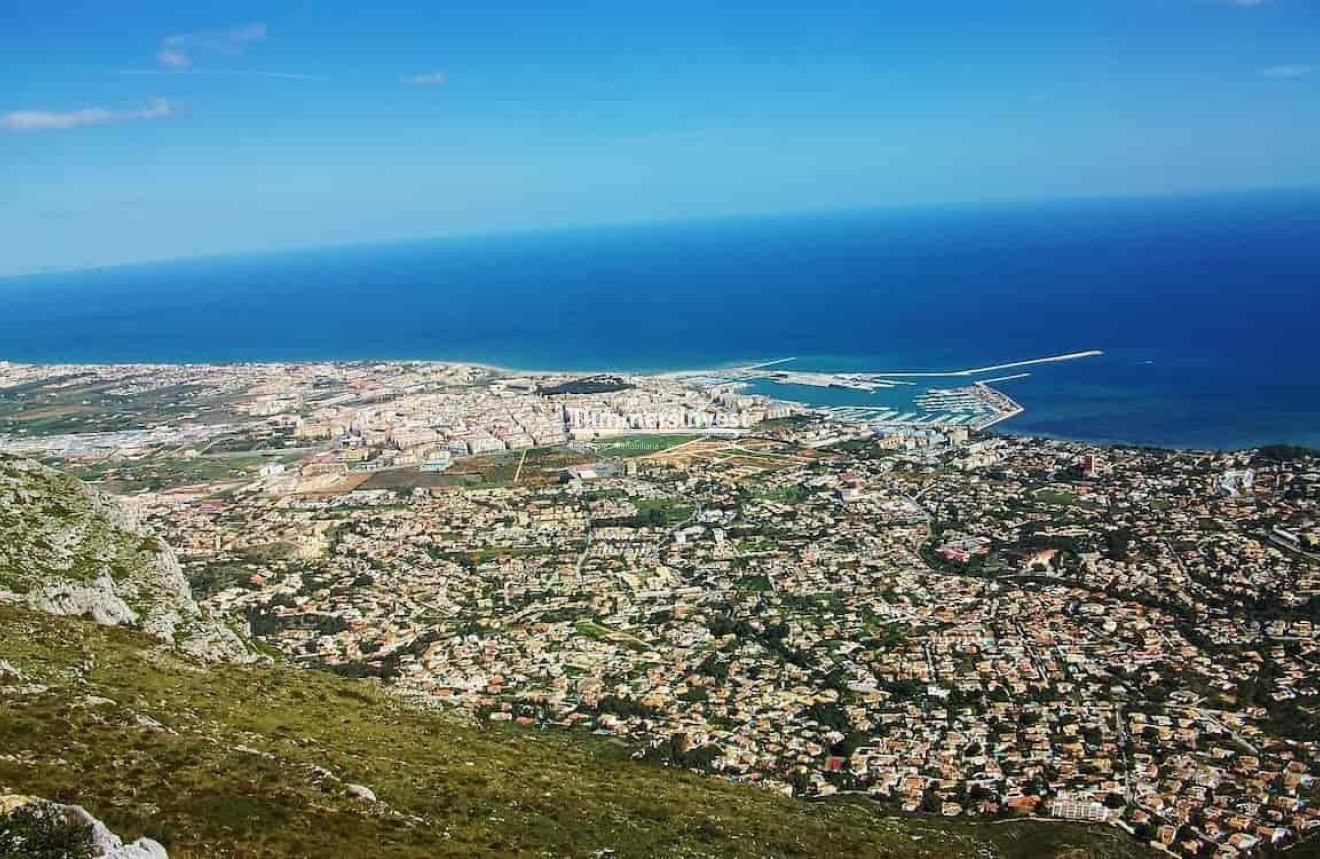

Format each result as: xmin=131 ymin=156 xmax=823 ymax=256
xmin=682 ymin=351 xmax=1089 ymax=434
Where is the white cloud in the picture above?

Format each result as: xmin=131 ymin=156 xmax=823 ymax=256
xmin=1 ymin=98 xmax=174 ymax=132
xmin=158 ymin=46 xmax=191 ymax=69
xmin=1228 ymin=0 xmax=1269 ymax=6
xmin=1260 ymin=64 xmax=1314 ymax=78
xmin=403 ymin=72 xmax=448 ymax=86
xmin=158 ymin=22 xmax=267 ymax=70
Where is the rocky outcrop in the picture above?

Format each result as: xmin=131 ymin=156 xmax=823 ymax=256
xmin=346 ymin=783 xmax=377 ymax=804
xmin=0 ymin=454 xmax=254 ymax=663
xmin=0 ymin=794 xmax=169 ymax=858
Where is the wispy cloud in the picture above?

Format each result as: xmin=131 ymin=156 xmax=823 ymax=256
xmin=1227 ymin=0 xmax=1269 ymax=6
xmin=1260 ymin=64 xmax=1314 ymax=78
xmin=117 ymin=67 xmax=318 ymax=81
xmin=1 ymin=98 xmax=174 ymax=132
xmin=402 ymin=72 xmax=448 ymax=86
xmin=158 ymin=44 xmax=190 ymax=70
xmin=158 ymin=22 xmax=267 ymax=70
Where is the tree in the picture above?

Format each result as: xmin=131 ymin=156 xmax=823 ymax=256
xmin=806 ymin=701 xmax=851 ymax=733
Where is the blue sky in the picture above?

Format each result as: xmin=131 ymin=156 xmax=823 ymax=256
xmin=1 ymin=0 xmax=1318 ymax=276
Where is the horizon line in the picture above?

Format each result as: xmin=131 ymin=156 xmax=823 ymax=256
xmin=2 ymin=183 xmax=1318 ymax=282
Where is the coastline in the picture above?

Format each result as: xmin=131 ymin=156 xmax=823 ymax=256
xmin=4 ymin=193 xmax=1319 ymax=453
xmin=5 ymin=352 xmax=1311 ymax=454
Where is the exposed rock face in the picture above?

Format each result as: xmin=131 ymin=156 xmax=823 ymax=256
xmin=346 ymin=783 xmax=377 ymax=804
xmin=0 ymin=794 xmax=169 ymax=858
xmin=0 ymin=454 xmax=253 ymax=663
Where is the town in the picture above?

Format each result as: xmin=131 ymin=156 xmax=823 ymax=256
xmin=2 ymin=358 xmax=1318 ymax=857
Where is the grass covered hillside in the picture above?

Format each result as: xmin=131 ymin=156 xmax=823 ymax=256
xmin=0 ymin=604 xmax=1152 ymax=859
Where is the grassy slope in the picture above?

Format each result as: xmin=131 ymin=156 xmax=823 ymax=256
xmin=0 ymin=454 xmax=149 ymax=592
xmin=0 ymin=604 xmax=1152 ymax=859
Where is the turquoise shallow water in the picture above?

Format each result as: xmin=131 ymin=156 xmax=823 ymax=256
xmin=2 ymin=191 xmax=1318 ymax=450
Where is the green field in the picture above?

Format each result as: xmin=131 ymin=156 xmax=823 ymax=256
xmin=574 ymin=619 xmax=614 ymax=638
xmin=751 ymin=483 xmax=813 ymax=504
xmin=590 ymin=433 xmax=702 ymax=457
xmin=67 ymin=453 xmax=291 ymax=493
xmin=0 ymin=379 xmax=235 ymax=436
xmin=1032 ymin=487 xmax=1081 ymax=505
xmin=632 ymin=497 xmax=696 ymax=525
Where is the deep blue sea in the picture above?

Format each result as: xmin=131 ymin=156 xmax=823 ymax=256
xmin=2 ymin=191 xmax=1319 ymax=450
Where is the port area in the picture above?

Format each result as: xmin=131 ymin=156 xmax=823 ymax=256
xmin=810 ymin=381 xmax=1025 ymax=432
xmin=678 ymin=351 xmax=1100 ymax=432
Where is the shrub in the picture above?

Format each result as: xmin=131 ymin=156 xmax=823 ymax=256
xmin=0 ymin=803 xmax=94 ymax=859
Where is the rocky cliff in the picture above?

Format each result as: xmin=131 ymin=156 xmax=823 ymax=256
xmin=0 ymin=454 xmax=253 ymax=663
xmin=0 ymin=794 xmax=168 ymax=858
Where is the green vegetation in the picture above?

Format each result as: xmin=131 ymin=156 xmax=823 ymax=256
xmin=755 ymin=415 xmax=815 ymax=431
xmin=734 ymin=574 xmax=773 ymax=593
xmin=817 ymin=437 xmax=880 ymax=456
xmin=188 ymin=561 xmax=260 ymax=598
xmin=592 ymin=494 xmax=695 ymax=527
xmin=0 ymin=803 xmax=94 ymax=859
xmin=0 ymin=454 xmax=155 ymax=591
xmin=1032 ymin=487 xmax=1080 ymax=506
xmin=629 ymin=497 xmax=695 ymax=526
xmin=0 ymin=604 xmax=1151 ymax=859
xmin=0 ymin=379 xmax=228 ymax=437
xmin=361 ymin=446 xmax=591 ymax=492
xmin=750 ymin=483 xmax=812 ymax=504
xmin=573 ymin=620 xmax=648 ymax=652
xmin=188 ymin=544 xmax=294 ymax=597
xmin=431 ymin=546 xmax=558 ymax=567
xmin=536 ymin=376 xmax=634 ymax=396
xmin=574 ymin=619 xmax=614 ymax=639
xmin=591 ymin=433 xmax=701 ymax=457
xmin=67 ymin=453 xmax=283 ymax=493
